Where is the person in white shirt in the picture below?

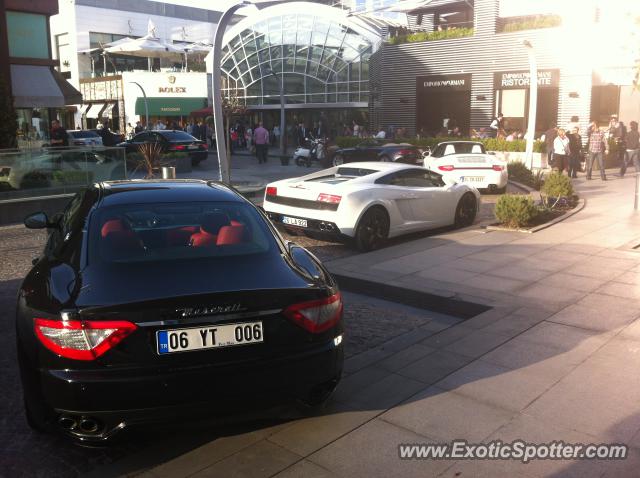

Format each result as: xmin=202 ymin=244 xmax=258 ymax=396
xmin=553 ymin=128 xmax=571 ymax=175
xmin=375 ymin=129 xmax=386 ymax=139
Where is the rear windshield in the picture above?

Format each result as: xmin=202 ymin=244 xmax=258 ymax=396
xmin=305 ymin=167 xmax=377 ymax=184
xmin=90 ymin=201 xmax=276 ymax=263
xmin=161 ymin=131 xmax=198 ymax=141
xmin=432 ymin=143 xmax=485 ymax=157
xmin=70 ymin=131 xmax=100 ymax=138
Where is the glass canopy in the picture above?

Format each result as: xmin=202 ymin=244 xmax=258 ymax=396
xmin=220 ymin=10 xmax=375 ymax=107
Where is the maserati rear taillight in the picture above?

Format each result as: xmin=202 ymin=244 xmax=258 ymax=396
xmin=34 ymin=318 xmax=137 ymax=360
xmin=283 ymin=293 xmax=343 ymax=333
xmin=317 ymin=193 xmax=342 ymax=204
xmin=438 ymin=165 xmax=455 ymax=171
xmin=397 ymin=149 xmax=414 ymax=156
xmin=169 ymin=145 xmax=187 ymax=151
xmin=492 ymin=164 xmax=505 ymax=171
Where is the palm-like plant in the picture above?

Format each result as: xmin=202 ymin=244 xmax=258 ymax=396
xmin=137 ymin=143 xmax=164 ymax=178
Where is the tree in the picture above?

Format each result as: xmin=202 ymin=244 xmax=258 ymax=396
xmin=221 ymin=90 xmax=247 ymax=162
xmin=0 ymin=77 xmax=18 ymax=149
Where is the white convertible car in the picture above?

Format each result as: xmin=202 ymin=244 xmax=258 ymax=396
xmin=263 ymin=162 xmax=481 ymax=251
xmin=423 ymin=141 xmax=508 ymax=193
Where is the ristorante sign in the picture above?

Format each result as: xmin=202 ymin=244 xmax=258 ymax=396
xmin=417 ymin=74 xmax=471 ymax=91
xmin=494 ymin=69 xmax=559 ymax=89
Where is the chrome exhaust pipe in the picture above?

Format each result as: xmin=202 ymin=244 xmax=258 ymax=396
xmin=79 ymin=417 xmax=101 ymax=434
xmin=58 ymin=415 xmax=78 ymax=431
xmin=319 ymin=223 xmax=326 ymax=231
xmin=325 ymin=223 xmax=334 ymax=232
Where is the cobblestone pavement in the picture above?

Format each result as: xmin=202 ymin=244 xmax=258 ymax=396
xmin=0 ymin=224 xmax=449 ymax=477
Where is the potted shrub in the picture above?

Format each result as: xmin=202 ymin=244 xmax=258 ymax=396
xmin=494 ymin=194 xmax=539 ymax=228
xmin=541 ymin=172 xmax=574 ymax=208
xmin=137 ymin=143 xmax=165 ymax=178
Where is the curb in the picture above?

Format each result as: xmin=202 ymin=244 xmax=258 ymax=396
xmin=485 ymin=197 xmax=586 ymax=234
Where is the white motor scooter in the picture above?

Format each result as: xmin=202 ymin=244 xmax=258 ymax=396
xmin=293 ymin=138 xmax=326 ymax=167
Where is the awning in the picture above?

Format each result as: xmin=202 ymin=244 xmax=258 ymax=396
xmin=190 ymin=106 xmax=213 ymax=117
xmin=101 ymin=102 xmax=116 ymax=117
xmin=86 ymin=103 xmax=106 ymax=119
xmin=10 ymin=65 xmax=83 ymax=108
xmin=135 ymin=97 xmax=208 ymax=116
xmin=79 ymin=104 xmax=92 ymax=116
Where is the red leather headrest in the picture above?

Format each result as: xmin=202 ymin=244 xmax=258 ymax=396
xmin=217 ymin=225 xmax=245 ymax=245
xmin=101 ymin=219 xmax=126 ymax=237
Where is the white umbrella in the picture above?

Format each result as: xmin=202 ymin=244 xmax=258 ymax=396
xmin=383 ymin=0 xmax=434 ymax=13
xmin=104 ymin=36 xmax=184 ymax=59
xmin=183 ymin=41 xmax=213 ymax=54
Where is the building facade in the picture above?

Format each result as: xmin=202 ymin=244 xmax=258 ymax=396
xmin=0 ymin=0 xmax=81 ymax=147
xmin=51 ymin=0 xmax=224 ymax=131
xmin=370 ymin=0 xmax=640 ymax=137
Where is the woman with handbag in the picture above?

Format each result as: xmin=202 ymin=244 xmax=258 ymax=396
xmin=553 ymin=128 xmax=571 ymax=175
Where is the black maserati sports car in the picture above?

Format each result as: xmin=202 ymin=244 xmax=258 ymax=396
xmin=16 ymin=179 xmax=343 ymax=442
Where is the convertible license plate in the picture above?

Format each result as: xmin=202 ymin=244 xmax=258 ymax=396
xmin=461 ymin=176 xmax=484 ymax=182
xmin=156 ymin=321 xmax=263 ymax=355
xmin=282 ymin=216 xmax=308 ymax=227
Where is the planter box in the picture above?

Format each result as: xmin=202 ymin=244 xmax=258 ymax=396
xmin=490 ymin=151 xmax=547 ymax=169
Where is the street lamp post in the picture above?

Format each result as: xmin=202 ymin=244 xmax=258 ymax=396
xmin=268 ymin=70 xmax=286 ymax=156
xmin=211 ymin=0 xmax=291 ymax=183
xmin=523 ymin=39 xmax=537 ymax=170
xmin=130 ymin=81 xmax=149 ymax=130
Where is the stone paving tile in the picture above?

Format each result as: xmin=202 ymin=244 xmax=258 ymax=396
xmin=479 ymin=313 xmax=547 ymax=338
xmin=459 ymin=306 xmax=518 ymax=330
xmin=458 ymin=414 xmax=609 ymax=478
xmin=462 ymin=274 xmax=528 ymax=293
xmin=446 ymin=257 xmax=499 ymax=274
xmin=381 ymin=386 xmax=515 ymax=443
xmin=613 ymin=270 xmax=640 ymax=285
xmin=309 ymin=418 xmax=454 ymax=478
xmin=564 ymin=262 xmax=634 ymax=280
xmin=527 ymin=249 xmax=590 ymax=265
xmin=515 ymin=282 xmax=588 ymax=304
xmin=377 ymin=343 xmax=436 ymax=373
xmin=272 ymin=460 xmax=337 ymax=478
xmin=464 ymin=250 xmax=518 ymax=265
xmin=416 ymin=265 xmax=480 ymax=284
xmin=549 ymin=243 xmax=607 ymax=256
xmin=486 ymin=265 xmax=551 ymax=283
xmin=267 ymin=403 xmax=379 ymax=457
xmin=371 ymin=252 xmax=459 ymax=275
xmin=341 ymin=372 xmax=428 ymax=411
xmin=333 ymin=366 xmax=390 ymax=401
xmin=190 ymin=440 xmax=302 ymax=478
xmin=539 ymin=271 xmax=609 ymax=292
xmin=596 ymin=281 xmax=640 ymax=300
xmin=524 ymin=349 xmax=640 ymax=443
xmin=443 ymin=330 xmax=513 ymax=359
xmin=421 ymin=325 xmax=476 ymax=348
xmin=516 ymin=256 xmax=580 ymax=272
xmin=396 ymin=349 xmax=474 ymax=385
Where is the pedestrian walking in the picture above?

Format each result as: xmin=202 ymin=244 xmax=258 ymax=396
xmin=553 ymin=128 xmax=570 ymax=174
xmin=621 ymin=121 xmax=640 ymax=176
xmin=567 ymin=126 xmax=582 ymax=178
xmin=50 ymin=120 xmax=68 ymax=147
xmin=134 ymin=121 xmax=144 ymax=134
xmin=489 ymin=113 xmax=504 ymax=138
xmin=254 ymin=122 xmax=270 ymax=164
xmin=586 ymin=121 xmax=608 ymax=181
xmin=296 ymin=122 xmax=308 ymax=147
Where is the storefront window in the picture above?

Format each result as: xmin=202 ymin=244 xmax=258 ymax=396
xmin=15 ymin=109 xmax=51 ymax=143
xmin=6 ymin=12 xmax=49 ymax=59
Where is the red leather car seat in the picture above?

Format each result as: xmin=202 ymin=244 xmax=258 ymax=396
xmin=100 ymin=218 xmax=143 ymax=257
xmin=216 ymin=225 xmax=246 ymax=245
xmin=101 ymin=219 xmax=127 ymax=237
xmin=190 ymin=212 xmax=230 ymax=247
xmin=166 ymin=226 xmax=199 ymax=247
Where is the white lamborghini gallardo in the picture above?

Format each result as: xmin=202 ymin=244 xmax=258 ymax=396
xmin=263 ymin=162 xmax=481 ymax=251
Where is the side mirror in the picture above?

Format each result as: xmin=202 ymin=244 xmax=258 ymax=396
xmin=24 ymin=212 xmax=50 ymax=229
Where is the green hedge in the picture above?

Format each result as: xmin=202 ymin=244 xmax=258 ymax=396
xmin=387 ymin=27 xmax=474 ymax=45
xmin=499 ymin=15 xmax=561 ymax=33
xmin=334 ymin=136 xmax=544 ymax=153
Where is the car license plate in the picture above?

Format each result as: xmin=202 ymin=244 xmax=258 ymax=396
xmin=188 ymin=145 xmax=199 ymax=150
xmin=461 ymin=176 xmax=484 ymax=182
xmin=282 ymin=216 xmax=308 ymax=227
xmin=156 ymin=321 xmax=263 ymax=355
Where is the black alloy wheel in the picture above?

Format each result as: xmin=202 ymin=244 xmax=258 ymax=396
xmin=454 ymin=193 xmax=477 ymax=228
xmin=355 ymin=207 xmax=390 ymax=252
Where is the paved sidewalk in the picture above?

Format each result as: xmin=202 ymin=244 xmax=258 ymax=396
xmin=91 ymin=171 xmax=640 ymax=477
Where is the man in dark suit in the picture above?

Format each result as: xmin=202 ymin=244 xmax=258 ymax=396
xmin=296 ymin=122 xmax=308 ymax=147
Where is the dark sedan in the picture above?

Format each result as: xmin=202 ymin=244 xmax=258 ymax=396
xmin=118 ymin=130 xmax=208 ymax=165
xmin=17 ymin=180 xmax=344 ymax=442
xmin=332 ymin=139 xmax=421 ymax=166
